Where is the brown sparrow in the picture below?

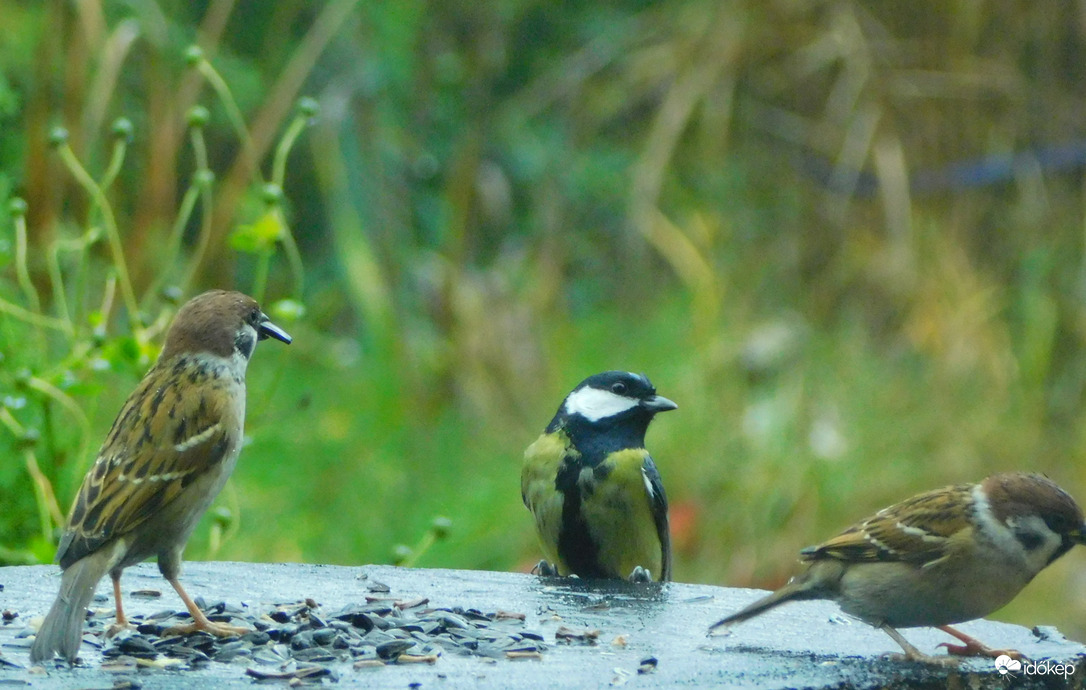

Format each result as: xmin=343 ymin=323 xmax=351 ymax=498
xmin=709 ymin=472 xmax=1086 ymax=663
xmin=29 ymin=290 xmax=291 ymax=664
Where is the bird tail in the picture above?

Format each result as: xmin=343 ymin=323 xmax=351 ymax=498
xmin=29 ymin=557 xmax=108 ymax=664
xmin=708 ymin=567 xmax=831 ymax=632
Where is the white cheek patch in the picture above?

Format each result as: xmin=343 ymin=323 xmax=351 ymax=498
xmin=1008 ymin=514 xmax=1063 ymax=568
xmin=972 ymin=485 xmax=1063 ymax=573
xmin=564 ymin=386 xmax=639 ymax=422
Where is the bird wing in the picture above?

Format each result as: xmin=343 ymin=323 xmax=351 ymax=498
xmin=802 ymin=483 xmax=973 ymax=566
xmin=521 ymin=431 xmax=575 ymax=568
xmin=57 ymin=370 xmax=238 ymax=568
xmin=641 ymin=455 xmax=672 ymax=580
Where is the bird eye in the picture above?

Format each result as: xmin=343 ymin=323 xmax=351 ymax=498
xmin=611 ymin=382 xmax=627 ymax=395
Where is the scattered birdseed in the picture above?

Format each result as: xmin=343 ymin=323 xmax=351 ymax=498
xmin=637 ymin=656 xmax=658 ymax=674
xmin=396 ymin=597 xmax=429 ymax=610
xmin=1032 ymin=626 xmax=1063 ymax=642
xmin=130 ymin=590 xmax=161 ymax=599
xmin=245 ymin=665 xmax=331 ymax=682
xmin=60 ymin=581 xmax=552 ymax=677
xmin=0 ymin=655 xmax=23 ymax=670
xmin=611 ymin=667 xmax=632 ymax=686
xmin=397 ymin=653 xmax=439 ymax=664
xmin=555 ymin=626 xmax=600 ymax=644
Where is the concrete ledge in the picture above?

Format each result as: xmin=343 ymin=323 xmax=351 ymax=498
xmin=1 ymin=562 xmax=1083 ymax=688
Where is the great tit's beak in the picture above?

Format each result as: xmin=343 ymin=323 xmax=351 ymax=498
xmin=641 ymin=395 xmax=678 ymax=413
xmin=258 ymin=314 xmax=293 ymax=344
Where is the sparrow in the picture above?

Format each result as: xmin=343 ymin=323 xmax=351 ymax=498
xmin=709 ymin=472 xmax=1086 ymax=663
xmin=29 ymin=290 xmax=292 ymax=664
xmin=521 ymin=371 xmax=676 ymax=582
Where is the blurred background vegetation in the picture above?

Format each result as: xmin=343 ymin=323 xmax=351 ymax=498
xmin=4 ymin=0 xmax=1086 ymax=642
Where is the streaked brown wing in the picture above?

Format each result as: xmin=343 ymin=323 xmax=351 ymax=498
xmin=57 ymin=369 xmax=236 ymax=568
xmin=802 ymin=483 xmax=973 ymax=565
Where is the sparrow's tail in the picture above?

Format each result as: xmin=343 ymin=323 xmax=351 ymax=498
xmin=708 ymin=564 xmax=836 ymax=632
xmin=29 ymin=556 xmax=108 ymax=664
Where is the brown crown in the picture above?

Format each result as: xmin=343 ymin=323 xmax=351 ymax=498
xmin=982 ymin=472 xmax=1085 ymax=537
xmin=159 ymin=290 xmax=261 ymax=360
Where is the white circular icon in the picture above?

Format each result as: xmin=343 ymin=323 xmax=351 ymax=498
xmin=994 ymin=654 xmax=1022 ymax=675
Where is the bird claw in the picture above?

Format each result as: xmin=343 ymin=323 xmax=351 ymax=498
xmin=934 ymin=625 xmax=1027 ymax=661
xmin=164 ymin=620 xmax=248 ymax=638
xmin=531 ymin=560 xmax=560 ymax=577
xmin=628 ymin=566 xmax=653 ymax=583
xmin=937 ymin=641 xmax=1026 ymax=661
xmin=105 ymin=622 xmax=134 ymax=639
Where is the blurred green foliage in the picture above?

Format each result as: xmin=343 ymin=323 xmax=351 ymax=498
xmin=4 ymin=0 xmax=1086 ymax=644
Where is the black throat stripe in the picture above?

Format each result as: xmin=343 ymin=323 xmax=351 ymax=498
xmin=555 ymin=456 xmax=615 ymax=578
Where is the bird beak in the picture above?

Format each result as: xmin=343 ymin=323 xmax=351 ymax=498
xmin=641 ymin=395 xmax=678 ymax=412
xmin=258 ymin=314 xmax=293 ymax=344
xmin=1073 ymin=524 xmax=1086 ymax=546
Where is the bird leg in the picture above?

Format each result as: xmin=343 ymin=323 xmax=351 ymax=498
xmin=162 ymin=577 xmax=248 ymax=637
xmin=105 ymin=571 xmax=132 ymax=638
xmin=937 ymin=625 xmax=1025 ymax=661
xmin=881 ymin=624 xmax=961 ymax=666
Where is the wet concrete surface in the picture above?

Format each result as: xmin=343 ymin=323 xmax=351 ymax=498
xmin=0 ymin=562 xmax=1083 ymax=688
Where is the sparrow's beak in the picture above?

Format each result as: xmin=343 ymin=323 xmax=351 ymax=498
xmin=1073 ymin=524 xmax=1086 ymax=546
xmin=258 ymin=314 xmax=293 ymax=344
xmin=641 ymin=395 xmax=678 ymax=413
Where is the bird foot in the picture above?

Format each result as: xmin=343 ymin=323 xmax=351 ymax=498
xmin=531 ymin=560 xmax=560 ymax=577
xmin=164 ymin=620 xmax=248 ymax=638
xmin=937 ymin=641 xmax=1025 ymax=661
xmin=936 ymin=625 xmax=1027 ymax=661
xmin=627 ymin=566 xmax=653 ymax=583
xmin=881 ymin=624 xmax=959 ymax=666
xmin=105 ymin=622 xmax=134 ymax=639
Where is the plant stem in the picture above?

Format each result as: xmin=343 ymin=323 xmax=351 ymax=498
xmin=198 ymin=59 xmax=259 ymax=184
xmin=271 ymin=114 xmax=306 ymax=189
xmin=100 ymin=136 xmax=129 ymax=192
xmin=0 ymin=298 xmax=70 ymax=333
xmin=13 ymin=212 xmax=41 ymax=313
xmin=55 ymin=142 xmax=143 ymax=336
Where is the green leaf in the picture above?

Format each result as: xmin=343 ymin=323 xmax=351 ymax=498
xmin=270 ymin=298 xmax=305 ymax=322
xmin=230 ymin=210 xmax=283 ymax=254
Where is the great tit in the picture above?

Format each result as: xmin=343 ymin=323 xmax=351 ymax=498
xmin=521 ymin=371 xmax=677 ymax=582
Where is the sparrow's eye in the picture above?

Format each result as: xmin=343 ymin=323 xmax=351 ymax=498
xmin=611 ymin=382 xmax=627 ymax=395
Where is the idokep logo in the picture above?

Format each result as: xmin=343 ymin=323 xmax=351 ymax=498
xmin=994 ymin=654 xmax=1075 ymax=680
xmin=994 ymin=655 xmax=1021 ymax=675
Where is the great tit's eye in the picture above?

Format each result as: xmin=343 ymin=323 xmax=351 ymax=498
xmin=611 ymin=382 xmax=627 ymax=395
